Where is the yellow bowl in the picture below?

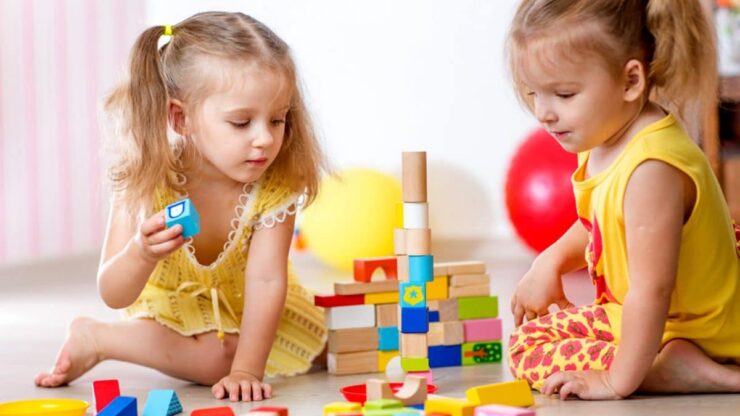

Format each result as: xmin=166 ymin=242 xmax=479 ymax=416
xmin=0 ymin=398 xmax=89 ymax=416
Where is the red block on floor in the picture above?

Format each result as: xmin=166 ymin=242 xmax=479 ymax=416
xmin=93 ymin=379 xmax=120 ymax=413
xmin=190 ymin=406 xmax=235 ymax=416
xmin=248 ymin=407 xmax=288 ymax=415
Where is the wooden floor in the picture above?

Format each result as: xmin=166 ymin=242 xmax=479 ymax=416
xmin=1 ymin=240 xmax=739 ymax=415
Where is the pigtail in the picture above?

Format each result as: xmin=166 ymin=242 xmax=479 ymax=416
xmin=646 ymin=0 xmax=718 ymax=123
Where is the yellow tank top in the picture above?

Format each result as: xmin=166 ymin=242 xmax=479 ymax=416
xmin=573 ymin=114 xmax=740 ymax=358
xmin=123 ymin=169 xmax=327 ymax=376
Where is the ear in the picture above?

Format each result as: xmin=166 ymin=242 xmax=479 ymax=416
xmin=168 ymin=99 xmax=188 ymax=135
xmin=622 ymin=59 xmax=647 ymax=103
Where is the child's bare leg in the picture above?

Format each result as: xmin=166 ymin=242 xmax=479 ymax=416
xmin=35 ymin=317 xmax=237 ymax=387
xmin=639 ymin=339 xmax=740 ymax=394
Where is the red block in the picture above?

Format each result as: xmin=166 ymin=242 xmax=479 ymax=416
xmin=249 ymin=407 xmax=288 ymax=415
xmin=92 ymin=379 xmax=120 ymax=413
xmin=353 ymin=257 xmax=398 ymax=282
xmin=314 ymin=293 xmax=365 ymax=307
xmin=190 ymin=406 xmax=235 ymax=416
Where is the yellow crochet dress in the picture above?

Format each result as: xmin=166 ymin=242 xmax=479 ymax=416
xmin=123 ymin=170 xmax=327 ymax=377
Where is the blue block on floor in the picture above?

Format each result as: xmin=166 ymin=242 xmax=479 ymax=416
xmin=143 ymin=389 xmax=182 ymax=416
xmin=408 ymin=255 xmax=433 ymax=282
xmin=400 ymin=307 xmax=428 ymax=333
xmin=428 ymin=310 xmax=440 ymax=322
xmin=378 ymin=326 xmax=400 ymax=351
xmin=99 ymin=396 xmax=137 ymax=416
xmin=165 ymin=198 xmax=200 ymax=238
xmin=429 ymin=344 xmax=462 ymax=368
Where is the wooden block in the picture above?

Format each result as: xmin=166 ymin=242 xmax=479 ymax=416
xmin=143 ymin=389 xmax=182 ymax=416
xmin=323 ymin=402 xmax=361 ymax=416
xmin=449 ymin=284 xmax=490 ymax=298
xmin=325 ymin=304 xmax=375 ymax=330
xmin=248 ymin=407 xmax=288 ymax=416
xmin=427 ymin=300 xmax=440 ymax=311
xmin=354 ymin=257 xmax=398 ymax=282
xmin=98 ymin=396 xmax=137 ymax=416
xmin=365 ymin=291 xmax=399 ymax=304
xmin=408 ymin=369 xmax=433 ymax=385
xmin=408 ymin=255 xmax=434 ymax=282
xmin=394 ymin=375 xmax=428 ymax=406
xmin=400 ymin=282 xmax=426 ymax=308
xmin=426 ymin=276 xmax=448 ymax=301
xmin=450 ymin=273 xmax=490 ymax=287
xmin=364 ymin=398 xmax=403 ymax=410
xmin=376 ymin=304 xmax=399 ymax=327
xmin=366 ymin=379 xmax=395 ymax=401
xmin=403 ymin=202 xmax=429 ymax=229
xmin=446 ymin=261 xmax=486 ymax=275
xmin=190 ymin=407 xmax=235 ymax=416
xmin=328 ymin=350 xmax=378 ymax=375
xmin=462 ymin=341 xmax=503 ymax=366
xmin=463 ymin=318 xmax=502 ymax=343
xmin=458 ymin=296 xmax=498 ymax=320
xmin=397 ymin=255 xmax=409 ymax=281
xmin=466 ymin=380 xmax=534 ymax=407
xmin=400 ymin=333 xmax=428 ymax=357
xmin=428 ymin=321 xmax=464 ymax=346
xmin=378 ymin=326 xmax=399 ymax=351
xmin=400 ymin=307 xmax=429 ymax=333
xmin=424 ymin=398 xmax=477 ymax=416
xmin=437 ymin=298 xmax=459 ymax=321
xmin=433 ymin=263 xmax=449 ymax=276
xmin=394 ymin=229 xmax=407 ymax=255
xmin=334 ymin=280 xmax=399 ymax=295
xmin=475 ymin=404 xmax=536 ymax=416
xmin=400 ymin=356 xmax=429 ymax=372
xmin=93 ymin=379 xmax=120 ymax=413
xmin=429 ymin=344 xmax=462 ymax=367
xmin=405 ymin=228 xmax=432 ymax=256
xmin=328 ymin=327 xmax=379 ymax=353
xmin=378 ymin=350 xmax=400 ymax=372
xmin=402 ymin=151 xmax=427 ymax=202
xmin=314 ymin=293 xmax=365 ymax=308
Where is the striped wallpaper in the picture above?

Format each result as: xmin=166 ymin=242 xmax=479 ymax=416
xmin=0 ymin=0 xmax=145 ymax=265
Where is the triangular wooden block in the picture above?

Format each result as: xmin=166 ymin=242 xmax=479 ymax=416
xmin=93 ymin=379 xmax=121 ymax=413
xmin=143 ymin=389 xmax=182 ymax=416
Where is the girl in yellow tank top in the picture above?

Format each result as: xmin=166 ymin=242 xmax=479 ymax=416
xmin=507 ymin=0 xmax=740 ymax=400
xmin=35 ymin=12 xmax=327 ymax=402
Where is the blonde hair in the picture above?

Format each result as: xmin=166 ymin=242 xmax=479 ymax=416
xmin=507 ymin=0 xmax=717 ymax=129
xmin=104 ymin=12 xmax=325 ymax=218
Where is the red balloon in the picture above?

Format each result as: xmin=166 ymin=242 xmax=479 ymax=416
xmin=505 ymin=128 xmax=578 ymax=252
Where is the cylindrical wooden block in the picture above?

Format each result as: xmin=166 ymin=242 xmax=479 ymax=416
xmin=402 ymin=152 xmax=427 ymax=202
xmin=403 ymin=202 xmax=429 ymax=229
xmin=394 ymin=228 xmax=407 ymax=255
xmin=397 ymin=255 xmax=409 ymax=281
xmin=405 ymin=228 xmax=432 ymax=256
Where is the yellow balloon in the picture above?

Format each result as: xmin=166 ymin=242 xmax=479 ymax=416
xmin=301 ymin=168 xmax=402 ymax=272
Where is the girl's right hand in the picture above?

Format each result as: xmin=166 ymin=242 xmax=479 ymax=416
xmin=131 ymin=210 xmax=187 ymax=264
xmin=510 ymin=255 xmax=574 ymax=327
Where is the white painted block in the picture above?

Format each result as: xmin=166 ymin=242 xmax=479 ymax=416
xmin=325 ymin=304 xmax=376 ymax=330
xmin=403 ymin=202 xmax=428 ymax=229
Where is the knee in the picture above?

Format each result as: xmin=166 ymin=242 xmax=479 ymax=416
xmin=191 ymin=335 xmax=238 ymax=385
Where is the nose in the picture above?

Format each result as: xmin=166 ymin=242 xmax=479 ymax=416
xmin=534 ymin=98 xmax=557 ymax=124
xmin=251 ymin=124 xmax=275 ymax=148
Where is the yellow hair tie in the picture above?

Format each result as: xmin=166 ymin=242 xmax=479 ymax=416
xmin=163 ymin=25 xmax=173 ymax=36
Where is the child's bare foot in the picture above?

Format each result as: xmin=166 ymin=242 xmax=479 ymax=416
xmin=640 ymin=339 xmax=740 ymax=394
xmin=34 ymin=317 xmax=102 ymax=387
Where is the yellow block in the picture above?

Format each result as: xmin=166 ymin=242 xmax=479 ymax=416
xmin=378 ymin=350 xmax=399 ymax=372
xmin=465 ymin=379 xmax=534 ymax=407
xmin=426 ymin=276 xmax=449 ymax=300
xmin=323 ymin=401 xmax=361 ymax=415
xmin=365 ymin=291 xmax=400 ymax=304
xmin=424 ymin=398 xmax=477 ymax=416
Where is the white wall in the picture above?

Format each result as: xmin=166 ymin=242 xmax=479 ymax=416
xmin=146 ymin=0 xmax=537 ymax=241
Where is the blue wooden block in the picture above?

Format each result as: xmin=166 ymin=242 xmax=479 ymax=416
xmin=429 ymin=344 xmax=462 ymax=368
xmin=165 ymin=198 xmax=200 ymax=238
xmin=143 ymin=389 xmax=182 ymax=416
xmin=399 ymin=282 xmax=426 ymax=308
xmin=400 ymin=307 xmax=428 ymax=333
xmin=408 ymin=255 xmax=433 ymax=282
xmin=428 ymin=310 xmax=440 ymax=323
xmin=99 ymin=396 xmax=137 ymax=416
xmin=378 ymin=326 xmax=399 ymax=351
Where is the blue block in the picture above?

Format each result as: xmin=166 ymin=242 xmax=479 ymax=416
xmin=143 ymin=389 xmax=182 ymax=416
xmin=399 ymin=282 xmax=426 ymax=308
xmin=429 ymin=344 xmax=462 ymax=368
xmin=408 ymin=404 xmax=425 ymax=410
xmin=428 ymin=310 xmax=440 ymax=322
xmin=400 ymin=307 xmax=428 ymax=333
xmin=165 ymin=198 xmax=200 ymax=238
xmin=408 ymin=255 xmax=433 ymax=282
xmin=99 ymin=396 xmax=137 ymax=416
xmin=378 ymin=326 xmax=399 ymax=351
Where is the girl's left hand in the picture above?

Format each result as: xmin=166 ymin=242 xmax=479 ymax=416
xmin=211 ymin=371 xmax=272 ymax=402
xmin=541 ymin=370 xmax=624 ymax=400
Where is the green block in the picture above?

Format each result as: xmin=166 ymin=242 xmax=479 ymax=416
xmin=462 ymin=341 xmax=502 ymax=366
xmin=400 ymin=356 xmax=430 ymax=372
xmin=364 ymin=399 xmax=403 ymax=410
xmin=458 ymin=296 xmax=498 ymax=320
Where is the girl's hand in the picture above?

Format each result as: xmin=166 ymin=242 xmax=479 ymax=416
xmin=542 ymin=370 xmax=623 ymax=400
xmin=212 ymin=371 xmax=272 ymax=402
xmin=511 ymin=256 xmax=574 ymax=327
xmin=132 ymin=210 xmax=186 ymax=264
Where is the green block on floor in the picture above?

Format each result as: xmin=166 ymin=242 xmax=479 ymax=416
xmin=364 ymin=399 xmax=403 ymax=410
xmin=401 ymin=356 xmax=430 ymax=372
xmin=462 ymin=341 xmax=502 ymax=366
xmin=458 ymin=296 xmax=498 ymax=320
